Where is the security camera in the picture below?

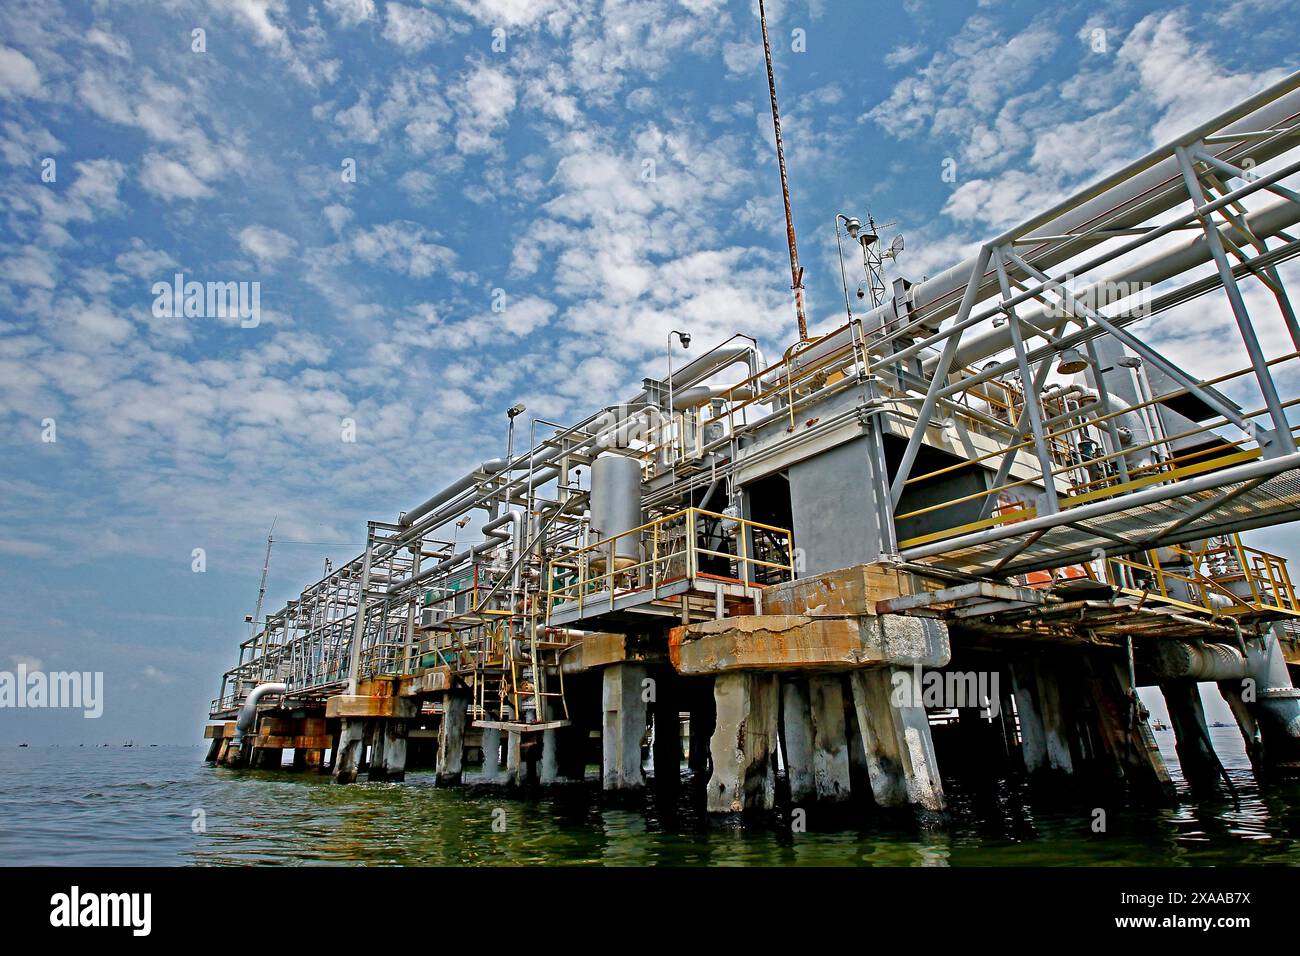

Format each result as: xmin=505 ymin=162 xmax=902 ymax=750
xmin=680 ymin=333 xmax=691 ymax=348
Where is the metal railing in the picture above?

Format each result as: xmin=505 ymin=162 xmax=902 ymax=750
xmin=546 ymin=507 xmax=794 ymax=615
xmin=1100 ymin=534 xmax=1298 ymax=617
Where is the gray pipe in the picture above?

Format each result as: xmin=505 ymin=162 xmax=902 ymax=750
xmin=1247 ymin=627 xmax=1300 ymax=740
xmin=932 ymin=197 xmax=1300 ymax=373
xmin=235 ymin=682 xmax=287 ymax=739
xmin=1151 ymin=642 xmax=1249 ymax=681
xmin=400 ymin=458 xmax=511 ymax=528
xmin=895 ymin=75 xmax=1300 ymax=341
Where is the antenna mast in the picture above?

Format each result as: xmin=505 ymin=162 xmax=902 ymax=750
xmin=251 ymin=518 xmax=276 ymax=633
xmin=759 ymin=0 xmax=808 ymax=341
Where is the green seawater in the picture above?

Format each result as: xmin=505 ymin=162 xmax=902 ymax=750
xmin=1 ymin=730 xmax=1297 ymax=866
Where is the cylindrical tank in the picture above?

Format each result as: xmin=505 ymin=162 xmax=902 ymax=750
xmin=590 ymin=453 xmax=643 ymax=572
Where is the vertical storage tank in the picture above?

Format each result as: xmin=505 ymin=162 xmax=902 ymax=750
xmin=590 ymin=453 xmax=643 ymax=572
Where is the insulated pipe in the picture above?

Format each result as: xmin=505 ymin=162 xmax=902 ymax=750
xmin=930 ymin=196 xmax=1300 ymax=373
xmin=1150 ymin=642 xmax=1249 ymax=681
xmin=389 ymin=509 xmax=523 ymax=595
xmin=400 ymin=458 xmax=511 ymax=528
xmin=671 ymin=384 xmax=756 ymax=410
xmin=1246 ymin=628 xmax=1300 ymax=740
xmin=897 ymin=75 xmax=1300 ymax=340
xmin=235 ymin=682 xmax=287 ymax=739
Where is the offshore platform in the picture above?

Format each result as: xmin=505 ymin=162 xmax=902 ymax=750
xmin=204 ymin=70 xmax=1300 ymax=819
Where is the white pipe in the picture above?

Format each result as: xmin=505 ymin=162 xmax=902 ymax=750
xmin=235 ymin=682 xmax=287 ymax=738
xmin=926 ymin=196 xmax=1300 ymax=374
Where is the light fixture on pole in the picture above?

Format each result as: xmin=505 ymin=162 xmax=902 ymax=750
xmin=506 ymin=401 xmax=526 ymax=462
xmin=666 ymin=330 xmax=691 ymax=452
xmin=1056 ymin=347 xmax=1090 ymax=375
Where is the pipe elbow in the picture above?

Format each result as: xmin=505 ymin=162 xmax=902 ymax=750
xmin=236 ymin=682 xmax=287 ymax=736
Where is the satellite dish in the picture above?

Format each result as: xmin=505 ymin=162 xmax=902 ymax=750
xmin=887 ymin=235 xmax=905 ymax=258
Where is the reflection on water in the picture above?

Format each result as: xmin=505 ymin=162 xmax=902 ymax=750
xmin=1 ymin=729 xmax=1297 ymax=866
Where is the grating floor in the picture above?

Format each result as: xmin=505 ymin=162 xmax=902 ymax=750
xmin=907 ymin=469 xmax=1300 ymax=576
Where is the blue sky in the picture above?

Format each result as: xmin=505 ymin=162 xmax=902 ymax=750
xmin=1 ymin=0 xmax=1298 ymax=743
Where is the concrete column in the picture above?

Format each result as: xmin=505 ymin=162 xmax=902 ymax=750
xmin=204 ymin=737 xmax=222 ymax=762
xmin=848 ymin=667 xmax=944 ymax=812
xmin=1217 ymin=679 xmax=1264 ymax=771
xmin=780 ymin=679 xmax=815 ymax=804
xmin=436 ymin=692 xmax=470 ymax=786
xmin=1087 ymin=658 xmax=1173 ymax=798
xmin=1011 ymin=658 xmax=1074 ymax=773
xmin=651 ymin=667 xmax=681 ymax=787
xmin=707 ymin=672 xmax=779 ymax=813
xmin=809 ymin=675 xmax=851 ymax=802
xmin=505 ymin=730 xmax=527 ymax=786
xmin=687 ymin=677 xmax=715 ymax=776
xmin=253 ymin=747 xmax=282 ymax=769
xmin=602 ymin=662 xmax=648 ymax=790
xmin=1161 ymin=680 xmax=1225 ymax=790
xmin=371 ymin=719 xmax=409 ymax=782
xmin=481 ymin=727 xmax=506 ymax=783
xmin=292 ymin=748 xmax=323 ymax=771
xmin=333 ymin=718 xmax=366 ymax=784
xmin=540 ymin=697 xmax=563 ymax=785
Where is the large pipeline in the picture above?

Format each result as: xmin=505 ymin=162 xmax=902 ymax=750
xmin=931 ymin=197 xmax=1300 ymax=373
xmin=898 ymin=72 xmax=1300 ymax=338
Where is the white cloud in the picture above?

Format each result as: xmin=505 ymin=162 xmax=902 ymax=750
xmin=323 ymin=204 xmax=353 ymax=233
xmin=323 ymin=0 xmax=376 ymax=28
xmin=237 ymin=225 xmax=298 ymax=265
xmin=0 ymin=46 xmax=41 ymax=98
xmin=139 ymin=153 xmax=212 ymax=201
xmin=86 ymin=27 xmax=132 ymax=60
xmin=884 ymin=43 xmax=924 ymax=68
xmin=0 ymin=121 xmax=61 ymax=166
xmin=383 ymin=3 xmax=449 ymax=51
xmin=448 ymin=62 xmax=517 ymax=154
xmin=350 ymin=221 xmax=459 ymax=278
xmin=114 ymin=240 xmax=175 ymax=279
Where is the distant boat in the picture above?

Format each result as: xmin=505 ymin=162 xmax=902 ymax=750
xmin=1211 ymin=721 xmax=1230 ymax=728
xmin=18 ymin=743 xmax=27 ymax=748
xmin=149 ymin=743 xmax=159 ymax=748
xmin=123 ymin=741 xmax=134 ymax=748
xmin=1151 ymin=719 xmax=1170 ymax=731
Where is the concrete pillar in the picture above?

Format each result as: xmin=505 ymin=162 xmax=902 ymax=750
xmin=651 ymin=667 xmax=681 ymax=787
xmin=253 ymin=747 xmax=282 ymax=769
xmin=540 ymin=696 xmax=563 ymax=785
xmin=848 ymin=667 xmax=944 ymax=812
xmin=1161 ymin=680 xmax=1225 ymax=790
xmin=436 ymin=692 xmax=470 ymax=786
xmin=333 ymin=718 xmax=366 ymax=784
xmin=1218 ymin=679 xmax=1264 ymax=771
xmin=1011 ymin=658 xmax=1074 ymax=774
xmin=481 ymin=727 xmax=506 ymax=783
xmin=505 ymin=730 xmax=526 ymax=786
xmin=602 ymin=662 xmax=648 ymax=790
xmin=1087 ymin=658 xmax=1173 ymax=798
xmin=780 ymin=679 xmax=816 ymax=804
xmin=292 ymin=748 xmax=324 ymax=771
xmin=204 ymin=737 xmax=222 ymax=763
xmin=371 ymin=719 xmax=409 ymax=782
xmin=810 ymin=675 xmax=851 ymax=802
xmin=707 ymin=672 xmax=779 ymax=813
xmin=687 ymin=678 xmax=715 ymax=776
